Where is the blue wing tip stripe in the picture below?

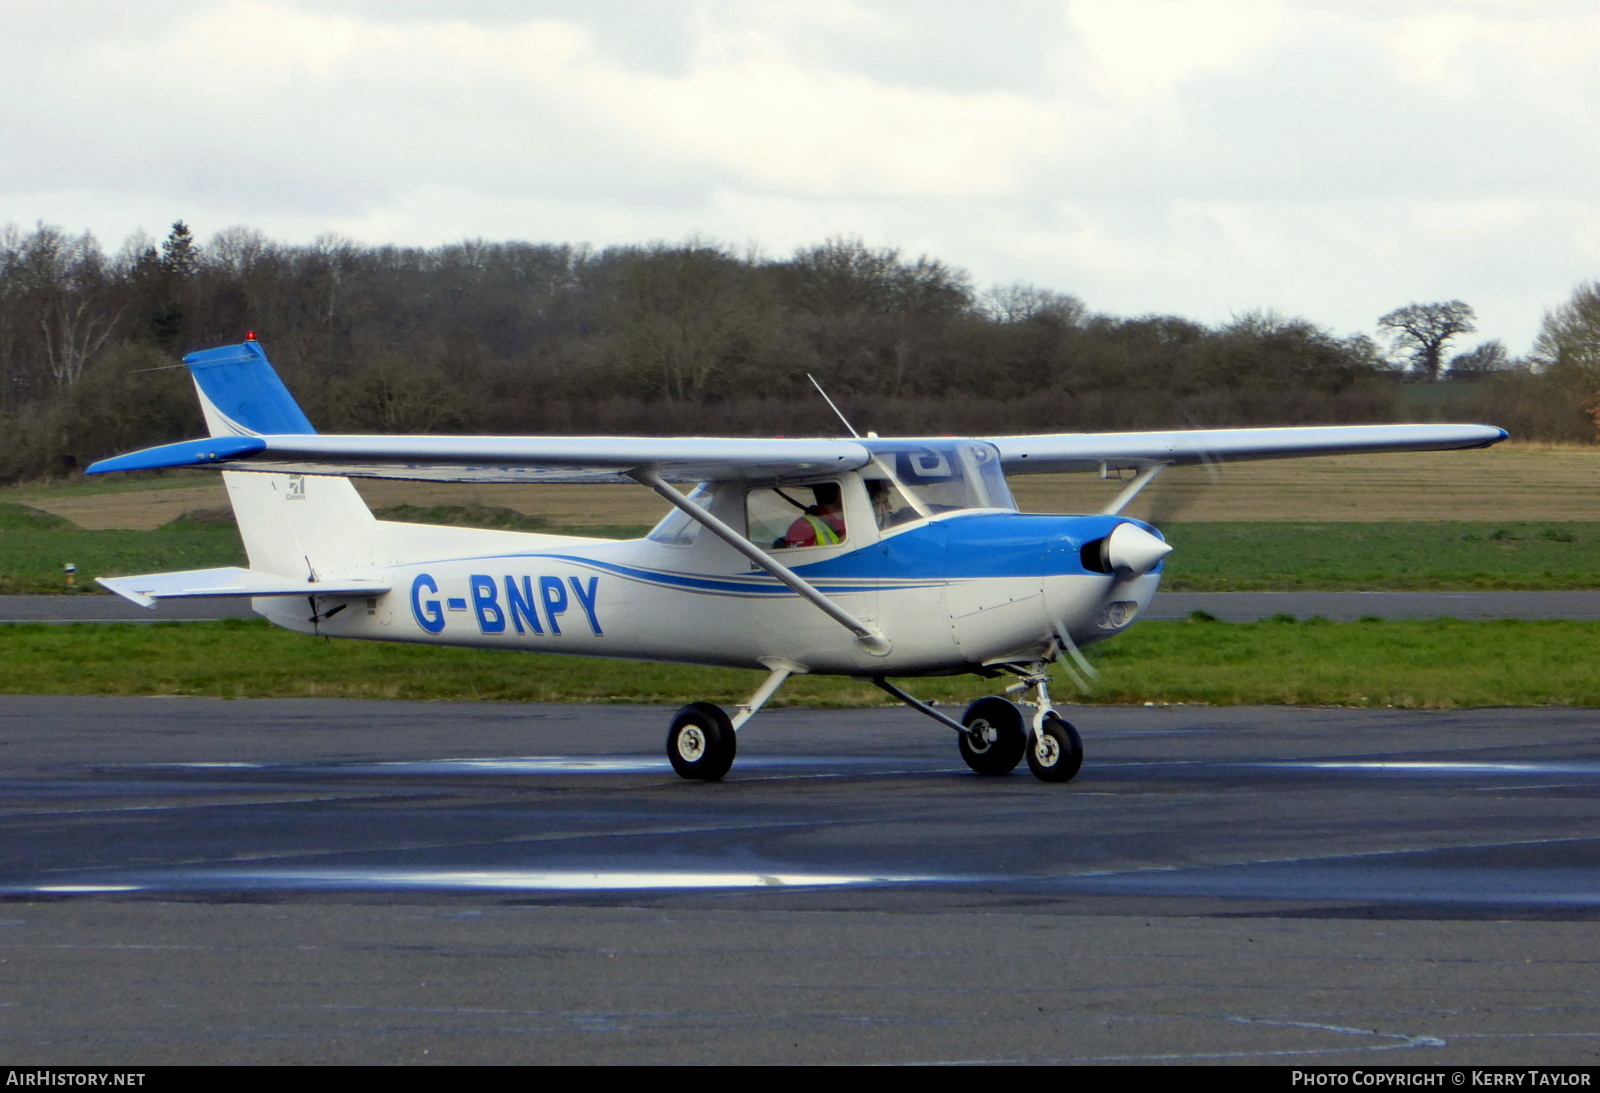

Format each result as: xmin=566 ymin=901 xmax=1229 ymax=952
xmin=86 ymin=436 xmax=266 ymax=475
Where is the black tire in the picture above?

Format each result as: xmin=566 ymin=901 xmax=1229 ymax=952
xmin=667 ymin=702 xmax=737 ymax=781
xmin=958 ymin=697 xmax=1026 ymax=775
xmin=1026 ymin=713 xmax=1084 ymax=783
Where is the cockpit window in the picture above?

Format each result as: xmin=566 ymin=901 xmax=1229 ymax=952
xmin=862 ymin=441 xmax=1015 ymax=518
xmin=748 ymin=482 xmax=847 ymax=550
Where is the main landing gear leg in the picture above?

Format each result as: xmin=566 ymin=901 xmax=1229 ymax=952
xmin=667 ymin=659 xmax=804 ymax=782
xmin=871 ymin=678 xmax=1026 ymax=776
xmin=1002 ymin=664 xmax=1084 ymax=783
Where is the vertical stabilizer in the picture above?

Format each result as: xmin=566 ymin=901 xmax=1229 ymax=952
xmin=184 ymin=341 xmax=374 ymax=580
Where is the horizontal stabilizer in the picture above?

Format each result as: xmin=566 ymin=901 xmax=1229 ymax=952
xmin=97 ymin=567 xmax=390 ymax=609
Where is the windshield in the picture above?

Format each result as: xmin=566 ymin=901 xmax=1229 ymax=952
xmin=862 ymin=440 xmax=1015 ymax=518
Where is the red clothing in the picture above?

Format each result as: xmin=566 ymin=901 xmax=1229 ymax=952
xmin=783 ymin=509 xmax=845 ymax=547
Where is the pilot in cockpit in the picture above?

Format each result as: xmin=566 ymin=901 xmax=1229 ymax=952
xmin=867 ymin=478 xmax=917 ymax=531
xmin=779 ymin=482 xmax=846 ymax=547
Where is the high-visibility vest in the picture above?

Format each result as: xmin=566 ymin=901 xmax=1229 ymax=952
xmin=803 ymin=513 xmax=842 ymax=545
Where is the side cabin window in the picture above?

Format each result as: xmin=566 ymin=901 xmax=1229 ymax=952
xmin=863 ymin=441 xmax=1016 ymax=526
xmin=646 ymin=484 xmax=709 ymax=545
xmin=748 ymin=482 xmax=847 ymax=550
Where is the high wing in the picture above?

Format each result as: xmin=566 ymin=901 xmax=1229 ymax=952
xmin=987 ymin=423 xmax=1507 ymax=474
xmin=86 ymin=433 xmax=875 ymax=484
xmin=87 ymin=424 xmax=1505 ymax=484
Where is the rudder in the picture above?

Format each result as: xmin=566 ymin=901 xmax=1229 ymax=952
xmin=184 ymin=340 xmax=374 ymax=581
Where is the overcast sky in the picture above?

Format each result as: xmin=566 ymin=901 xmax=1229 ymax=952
xmin=4 ymin=0 xmax=1597 ymax=353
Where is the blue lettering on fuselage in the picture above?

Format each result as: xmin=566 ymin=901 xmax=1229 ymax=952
xmin=539 ymin=576 xmax=568 ymax=634
xmin=412 ymin=572 xmax=603 ymax=637
xmin=411 ymin=574 xmax=445 ymax=634
xmin=470 ymin=575 xmax=505 ymax=633
xmin=505 ymin=575 xmax=544 ymax=635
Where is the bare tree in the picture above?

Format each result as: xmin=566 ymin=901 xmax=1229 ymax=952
xmin=983 ymin=283 xmax=1085 ymax=326
xmin=16 ymin=225 xmax=122 ymax=389
xmin=1378 ymin=300 xmax=1476 ymax=381
xmin=207 ymin=225 xmax=270 ymax=278
xmin=607 ymin=244 xmax=768 ymax=402
xmin=1446 ymin=339 xmax=1513 ymax=377
xmin=1533 ymin=282 xmax=1600 ymax=388
xmin=788 ymin=237 xmax=971 ymax=317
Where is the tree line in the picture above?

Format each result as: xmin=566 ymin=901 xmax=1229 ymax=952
xmin=0 ymin=220 xmax=1594 ymax=484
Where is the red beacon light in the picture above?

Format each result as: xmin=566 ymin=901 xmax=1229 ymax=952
xmin=244 ymin=330 xmax=257 ymax=341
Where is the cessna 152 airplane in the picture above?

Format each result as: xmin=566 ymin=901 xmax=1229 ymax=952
xmin=88 ymin=338 xmax=1506 ymax=783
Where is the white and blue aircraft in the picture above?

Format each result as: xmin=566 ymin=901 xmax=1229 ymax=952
xmin=88 ymin=338 xmax=1506 ymax=783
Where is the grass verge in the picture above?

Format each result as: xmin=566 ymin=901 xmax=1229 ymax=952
xmin=10 ymin=509 xmax=1600 ymax=593
xmin=6 ymin=617 xmax=1600 ymax=708
xmin=0 ymin=503 xmax=651 ymax=593
xmin=0 ymin=510 xmax=246 ymax=594
xmin=1158 ymin=521 xmax=1600 ymax=590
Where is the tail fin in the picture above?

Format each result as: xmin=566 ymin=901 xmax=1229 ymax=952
xmin=184 ymin=340 xmax=374 ymax=581
xmin=185 ymin=342 xmax=316 ymax=437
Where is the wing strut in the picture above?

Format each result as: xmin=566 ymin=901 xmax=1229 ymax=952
xmin=1101 ymin=463 xmax=1165 ymax=516
xmin=629 ymin=468 xmax=892 ymax=656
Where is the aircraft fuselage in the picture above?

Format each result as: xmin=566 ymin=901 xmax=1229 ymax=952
xmin=259 ymin=510 xmax=1164 ymax=676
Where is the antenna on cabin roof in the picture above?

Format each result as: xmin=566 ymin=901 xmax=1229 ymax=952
xmin=807 ymin=374 xmax=861 ymax=439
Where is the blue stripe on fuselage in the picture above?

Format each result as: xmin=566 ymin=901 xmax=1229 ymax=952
xmin=402 ymin=512 xmax=1158 ymax=596
xmin=792 ymin=512 xmax=1157 ymax=580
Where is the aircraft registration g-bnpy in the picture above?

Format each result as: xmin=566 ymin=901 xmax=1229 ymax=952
xmin=89 ymin=338 xmax=1506 ymax=783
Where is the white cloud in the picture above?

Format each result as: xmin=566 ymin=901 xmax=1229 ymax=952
xmin=1067 ymin=0 xmax=1289 ymax=101
xmin=1 ymin=0 xmax=1598 ymax=353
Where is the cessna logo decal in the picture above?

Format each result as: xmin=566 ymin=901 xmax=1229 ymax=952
xmin=411 ymin=573 xmax=603 ymax=636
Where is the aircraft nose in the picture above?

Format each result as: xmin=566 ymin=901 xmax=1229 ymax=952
xmin=1104 ymin=522 xmax=1172 ymax=578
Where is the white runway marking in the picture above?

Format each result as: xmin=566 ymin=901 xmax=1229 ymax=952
xmin=153 ymin=755 xmax=942 ymax=776
xmin=1253 ymin=760 xmax=1600 ymax=776
xmin=11 ymin=869 xmax=947 ymax=893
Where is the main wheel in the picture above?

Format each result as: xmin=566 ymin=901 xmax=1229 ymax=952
xmin=1026 ymin=713 xmax=1084 ymax=783
xmin=958 ymin=697 xmax=1026 ymax=775
xmin=667 ymin=702 xmax=737 ymax=781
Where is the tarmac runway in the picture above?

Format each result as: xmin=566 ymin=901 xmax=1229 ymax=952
xmin=2 ymin=696 xmax=1599 ymax=1064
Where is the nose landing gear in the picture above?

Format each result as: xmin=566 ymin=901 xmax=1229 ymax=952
xmin=1026 ymin=711 xmax=1083 ymax=782
xmin=872 ymin=671 xmax=1084 ymax=783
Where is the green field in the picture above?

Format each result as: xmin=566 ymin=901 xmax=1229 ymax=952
xmin=0 ymin=504 xmax=246 ymax=594
xmin=0 ymin=503 xmax=651 ymax=593
xmin=6 ymin=501 xmax=1600 ymax=593
xmin=1159 ymin=521 xmax=1600 ymax=590
xmin=6 ymin=616 xmax=1599 ymax=708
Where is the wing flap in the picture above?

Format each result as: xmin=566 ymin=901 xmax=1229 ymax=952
xmin=97 ymin=567 xmax=391 ymax=609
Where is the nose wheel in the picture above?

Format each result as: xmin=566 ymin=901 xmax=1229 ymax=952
xmin=1026 ymin=713 xmax=1083 ymax=782
xmin=667 ymin=702 xmax=737 ymax=780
